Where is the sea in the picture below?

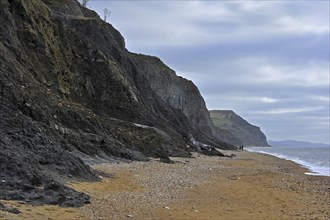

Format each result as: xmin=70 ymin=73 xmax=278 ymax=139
xmin=247 ymin=146 xmax=330 ymax=176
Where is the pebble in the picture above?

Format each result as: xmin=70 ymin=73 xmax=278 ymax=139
xmin=76 ymin=152 xmax=329 ymax=220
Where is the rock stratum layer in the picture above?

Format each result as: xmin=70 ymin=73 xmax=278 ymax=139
xmin=0 ymin=0 xmax=238 ymax=207
xmin=210 ymin=110 xmax=269 ymax=146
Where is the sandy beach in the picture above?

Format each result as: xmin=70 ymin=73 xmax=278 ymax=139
xmin=1 ymin=151 xmax=329 ymax=220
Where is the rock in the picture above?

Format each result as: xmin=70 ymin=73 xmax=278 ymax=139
xmin=159 ymin=157 xmax=175 ymax=164
xmin=0 ymin=203 xmax=21 ymax=214
xmin=127 ymin=214 xmax=133 ymax=218
xmin=0 ymin=0 xmax=237 ymax=208
xmin=210 ymin=110 xmax=269 ymax=146
xmin=229 ymin=154 xmax=236 ymax=158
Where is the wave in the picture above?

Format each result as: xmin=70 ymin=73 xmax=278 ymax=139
xmin=246 ymin=148 xmax=330 ymax=177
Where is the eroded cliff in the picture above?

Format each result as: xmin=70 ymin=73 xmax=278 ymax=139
xmin=210 ymin=110 xmax=269 ymax=146
xmin=0 ymin=0 xmax=236 ymax=207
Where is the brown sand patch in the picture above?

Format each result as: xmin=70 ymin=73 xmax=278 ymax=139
xmin=1 ymin=152 xmax=329 ymax=220
xmin=0 ymin=200 xmax=84 ymax=220
xmin=70 ymin=170 xmax=143 ymax=194
xmin=156 ymin=153 xmax=329 ymax=220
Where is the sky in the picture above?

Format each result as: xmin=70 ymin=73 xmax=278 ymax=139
xmin=86 ymin=0 xmax=330 ymax=144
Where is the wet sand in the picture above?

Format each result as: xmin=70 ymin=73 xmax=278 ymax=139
xmin=1 ymin=151 xmax=329 ymax=219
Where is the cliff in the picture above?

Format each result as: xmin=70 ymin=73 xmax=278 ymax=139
xmin=0 ymin=0 xmax=235 ymax=207
xmin=210 ymin=110 xmax=269 ymax=146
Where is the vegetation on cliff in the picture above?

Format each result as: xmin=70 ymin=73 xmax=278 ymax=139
xmin=0 ymin=0 xmax=240 ymax=207
xmin=210 ymin=110 xmax=269 ymax=146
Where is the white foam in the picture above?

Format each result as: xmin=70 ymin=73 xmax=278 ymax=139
xmin=246 ymin=148 xmax=330 ymax=177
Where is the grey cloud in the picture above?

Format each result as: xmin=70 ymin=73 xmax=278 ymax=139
xmin=89 ymin=0 xmax=329 ymax=144
xmin=90 ymin=1 xmax=329 ymax=50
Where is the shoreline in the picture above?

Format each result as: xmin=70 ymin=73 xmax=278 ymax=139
xmin=1 ymin=151 xmax=329 ymax=220
xmin=246 ymin=147 xmax=330 ymax=177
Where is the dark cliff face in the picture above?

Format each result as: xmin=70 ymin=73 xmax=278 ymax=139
xmin=210 ymin=110 xmax=269 ymax=146
xmin=0 ymin=0 xmax=236 ymax=206
xmin=129 ymin=53 xmax=222 ymax=143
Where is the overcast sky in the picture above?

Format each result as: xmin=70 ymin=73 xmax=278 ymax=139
xmin=87 ymin=1 xmax=330 ymax=144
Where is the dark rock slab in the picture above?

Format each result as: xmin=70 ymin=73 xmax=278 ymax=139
xmin=0 ymin=203 xmax=21 ymax=214
xmin=159 ymin=157 xmax=175 ymax=164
